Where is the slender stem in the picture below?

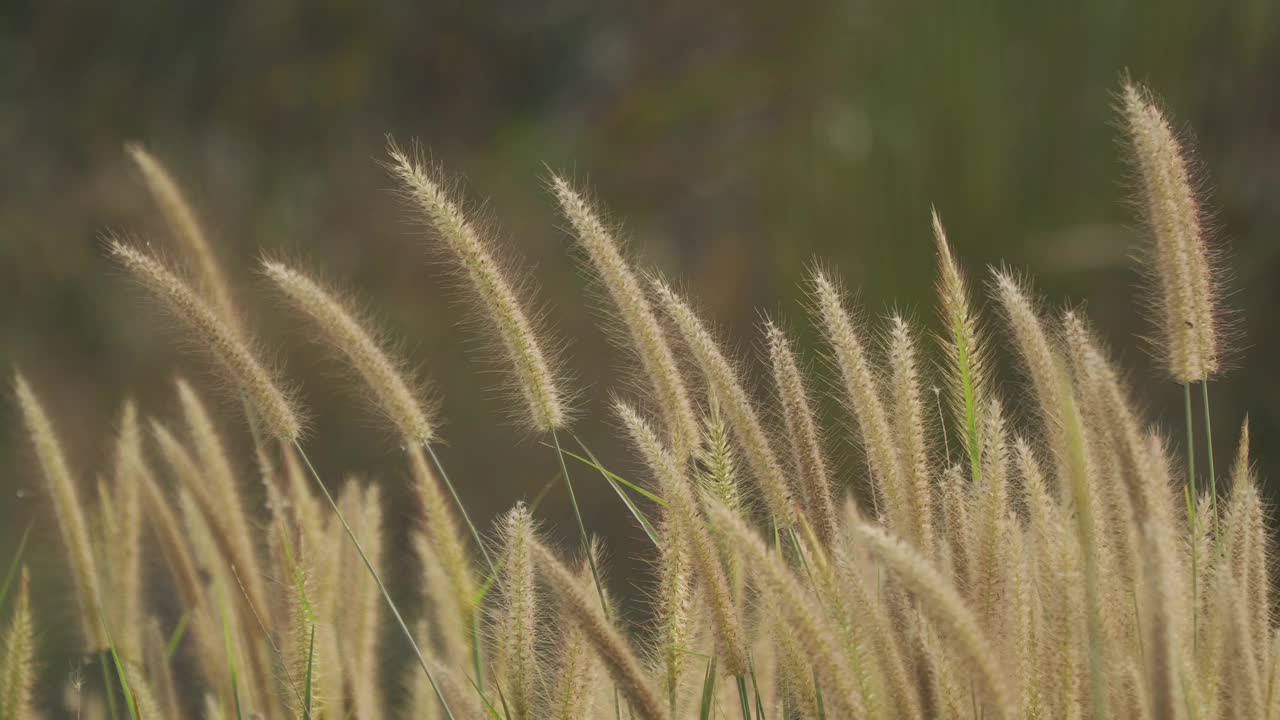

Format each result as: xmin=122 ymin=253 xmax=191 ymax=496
xmin=552 ymin=430 xmax=609 ymax=614
xmin=737 ymin=675 xmax=753 ymax=720
xmin=1183 ymin=383 xmax=1198 ymax=652
xmin=422 ymin=443 xmax=492 ymax=691
xmin=100 ymin=650 xmax=120 ymax=720
xmin=554 ymin=430 xmax=622 ymax=720
xmin=292 ymin=442 xmax=455 ymax=720
xmin=1183 ymin=383 xmax=1198 ymax=523
xmin=1201 ymin=382 xmax=1218 ymax=538
xmin=230 ymin=564 xmax=304 ymax=710
xmin=471 ymin=608 xmax=484 ymax=691
xmin=424 ymin=443 xmax=497 ymax=576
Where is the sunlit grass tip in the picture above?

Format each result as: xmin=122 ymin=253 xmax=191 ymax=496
xmin=108 ymin=237 xmax=304 ymax=442
xmin=386 ymin=140 xmax=572 ymax=434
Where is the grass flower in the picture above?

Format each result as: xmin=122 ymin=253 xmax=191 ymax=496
xmin=264 ymin=260 xmax=436 ymax=446
xmin=387 ymin=142 xmax=571 ymax=433
xmin=14 ymin=373 xmax=106 ymax=650
xmin=109 ymin=238 xmax=303 ymax=442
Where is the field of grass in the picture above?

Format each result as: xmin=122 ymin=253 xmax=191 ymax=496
xmin=2 ymin=79 xmax=1274 ymax=719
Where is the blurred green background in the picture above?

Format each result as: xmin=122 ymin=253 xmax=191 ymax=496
xmin=3 ymin=0 xmax=1280 ymax=707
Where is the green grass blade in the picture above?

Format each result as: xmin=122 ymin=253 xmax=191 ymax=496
xmin=0 ymin=524 xmax=32 ymax=612
xmin=494 ymin=682 xmax=513 ymax=720
xmin=952 ymin=321 xmax=983 ymax=487
xmin=218 ymin=590 xmax=244 ymax=720
xmin=304 ymin=624 xmax=316 ymax=720
xmin=97 ymin=606 xmax=138 ymax=720
xmin=750 ymin=660 xmax=766 ymax=719
xmin=699 ymin=655 xmax=718 ymax=720
xmin=550 ymin=442 xmax=668 ymax=506
xmin=100 ymin=651 xmax=120 ymax=720
xmin=564 ymin=435 xmax=662 ymax=548
xmin=164 ymin=611 xmax=190 ymax=660
xmin=551 ymin=431 xmax=610 ymax=614
xmin=1201 ymin=381 xmax=1218 ymax=537
xmin=736 ymin=675 xmax=752 ymax=720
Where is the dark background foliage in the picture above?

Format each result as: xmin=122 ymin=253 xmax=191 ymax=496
xmin=3 ymin=0 xmax=1279 ymax=705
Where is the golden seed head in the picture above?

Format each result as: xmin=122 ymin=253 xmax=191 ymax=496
xmin=1119 ymin=81 xmax=1221 ymax=383
xmin=109 ymin=238 xmax=303 ymax=441
xmin=551 ymin=174 xmax=697 ymax=458
xmin=125 ymin=143 xmax=240 ymax=330
xmin=264 ymin=260 xmax=436 ymax=445
xmin=387 ymin=141 xmax=571 ymax=433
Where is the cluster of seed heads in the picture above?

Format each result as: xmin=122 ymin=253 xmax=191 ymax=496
xmin=6 ymin=79 xmax=1268 ymax=720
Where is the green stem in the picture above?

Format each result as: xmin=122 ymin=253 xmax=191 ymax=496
xmin=424 ymin=443 xmax=497 ymax=576
xmin=551 ymin=429 xmax=620 ymax=720
xmin=100 ymin=650 xmax=120 ymax=720
xmin=293 ymin=442 xmax=455 ymax=720
xmin=1201 ymin=382 xmax=1217 ymax=539
xmin=1183 ymin=383 xmax=1198 ymax=652
xmin=737 ymin=675 xmax=753 ymax=720
xmin=424 ymin=444 xmax=490 ymax=689
xmin=552 ymin=430 xmax=609 ymax=615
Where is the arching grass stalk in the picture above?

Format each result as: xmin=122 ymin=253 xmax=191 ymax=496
xmin=291 ymin=442 xmax=455 ymax=720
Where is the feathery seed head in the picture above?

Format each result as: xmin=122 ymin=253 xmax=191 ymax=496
xmin=533 ymin=539 xmax=668 ymax=720
xmin=993 ymin=270 xmax=1070 ymax=477
xmin=109 ymin=238 xmax=303 ymax=441
xmin=108 ymin=398 xmax=145 ymax=654
xmin=885 ymin=313 xmax=937 ymax=557
xmin=547 ymin=544 xmax=605 ymax=720
xmin=693 ymin=392 xmax=742 ymax=512
xmin=650 ymin=274 xmax=795 ymax=527
xmin=125 ymin=143 xmax=240 ymax=329
xmin=932 ymin=210 xmax=991 ymax=479
xmin=613 ymin=398 xmax=750 ymax=676
xmin=851 ymin=520 xmax=1017 ymax=720
xmin=1119 ymin=80 xmax=1223 ymax=383
xmin=705 ymin=501 xmax=868 ymax=720
xmin=764 ymin=317 xmax=838 ymax=546
xmin=808 ymin=266 xmax=904 ymax=531
xmin=263 ymin=259 xmax=437 ymax=445
xmin=13 ymin=372 xmax=106 ymax=650
xmin=551 ymin=174 xmax=698 ymax=458
xmin=0 ymin=567 xmax=35 ymax=719
xmin=387 ymin=140 xmax=571 ymax=433
xmin=494 ymin=503 xmax=540 ymax=719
